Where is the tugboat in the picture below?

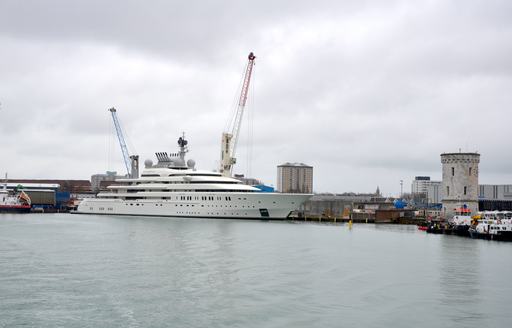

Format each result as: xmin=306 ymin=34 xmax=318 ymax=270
xmin=468 ymin=211 xmax=512 ymax=241
xmin=449 ymin=207 xmax=473 ymax=237
xmin=426 ymin=220 xmax=446 ymax=234
xmin=0 ymin=175 xmax=32 ymax=213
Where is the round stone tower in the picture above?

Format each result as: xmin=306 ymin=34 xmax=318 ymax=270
xmin=440 ymin=152 xmax=480 ymax=218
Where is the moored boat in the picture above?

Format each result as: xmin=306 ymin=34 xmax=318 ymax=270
xmin=468 ymin=211 xmax=512 ymax=241
xmin=76 ymin=135 xmax=311 ymax=219
xmin=0 ymin=176 xmax=32 ymax=213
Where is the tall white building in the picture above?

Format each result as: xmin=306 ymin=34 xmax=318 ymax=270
xmin=277 ymin=163 xmax=313 ymax=193
xmin=411 ymin=176 xmax=442 ymax=203
xmin=441 ymin=152 xmax=480 ymax=218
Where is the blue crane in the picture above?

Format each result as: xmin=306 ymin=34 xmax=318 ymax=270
xmin=109 ymin=107 xmax=132 ymax=176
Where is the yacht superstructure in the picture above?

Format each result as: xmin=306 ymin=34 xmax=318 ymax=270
xmin=76 ymin=135 xmax=311 ymax=219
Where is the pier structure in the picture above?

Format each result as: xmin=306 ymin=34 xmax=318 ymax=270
xmin=441 ymin=152 xmax=480 ymax=218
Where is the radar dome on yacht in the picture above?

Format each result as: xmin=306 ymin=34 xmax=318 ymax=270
xmin=187 ymin=159 xmax=196 ymax=169
xmin=144 ymin=159 xmax=153 ymax=168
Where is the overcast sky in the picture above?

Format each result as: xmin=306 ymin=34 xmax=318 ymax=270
xmin=1 ymin=0 xmax=511 ymax=195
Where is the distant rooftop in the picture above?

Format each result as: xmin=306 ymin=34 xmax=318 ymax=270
xmin=278 ymin=162 xmax=312 ymax=168
xmin=441 ymin=152 xmax=480 ymax=156
xmin=5 ymin=179 xmax=91 ymax=192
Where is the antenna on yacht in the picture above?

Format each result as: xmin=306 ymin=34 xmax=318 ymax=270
xmin=177 ymin=132 xmax=189 ymax=161
xmin=3 ymin=173 xmax=7 ymax=192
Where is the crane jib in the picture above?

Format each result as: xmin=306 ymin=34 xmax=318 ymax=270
xmin=220 ymin=52 xmax=256 ymax=177
xmin=109 ymin=107 xmax=132 ymax=176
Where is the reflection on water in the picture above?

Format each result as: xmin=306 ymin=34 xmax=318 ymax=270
xmin=1 ymin=214 xmax=512 ymax=328
xmin=439 ymin=236 xmax=484 ymax=325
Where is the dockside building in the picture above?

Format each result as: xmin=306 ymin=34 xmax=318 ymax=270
xmin=277 ymin=162 xmax=313 ymax=193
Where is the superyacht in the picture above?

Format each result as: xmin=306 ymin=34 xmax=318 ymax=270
xmin=76 ymin=135 xmax=311 ymax=219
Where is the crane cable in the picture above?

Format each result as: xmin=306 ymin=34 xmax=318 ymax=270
xmin=107 ymin=114 xmax=113 ymax=172
xmin=246 ymin=68 xmax=256 ymax=179
xmin=224 ymin=64 xmax=246 ymax=134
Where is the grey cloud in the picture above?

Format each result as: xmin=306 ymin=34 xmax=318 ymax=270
xmin=1 ymin=0 xmax=511 ymax=193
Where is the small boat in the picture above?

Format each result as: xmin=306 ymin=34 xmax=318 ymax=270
xmin=426 ymin=221 xmax=445 ymax=234
xmin=449 ymin=215 xmax=473 ymax=237
xmin=447 ymin=207 xmax=474 ymax=237
xmin=417 ymin=225 xmax=428 ymax=231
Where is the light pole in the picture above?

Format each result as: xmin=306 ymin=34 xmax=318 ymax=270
xmin=400 ymin=180 xmax=403 ymax=198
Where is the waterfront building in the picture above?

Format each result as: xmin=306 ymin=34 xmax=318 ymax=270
xmin=4 ymin=179 xmax=91 ymax=209
xmin=411 ymin=176 xmax=442 ymax=204
xmin=5 ymin=179 xmax=91 ymax=194
xmin=277 ymin=163 xmax=313 ymax=193
xmin=478 ymin=184 xmax=512 ymax=201
xmin=441 ymin=152 xmax=480 ymax=218
xmin=91 ymin=171 xmax=125 ymax=192
xmin=303 ymin=193 xmax=375 ymax=216
xmin=410 ymin=176 xmax=512 ymax=206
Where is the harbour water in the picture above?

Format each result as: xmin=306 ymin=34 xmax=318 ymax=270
xmin=1 ymin=214 xmax=511 ymax=327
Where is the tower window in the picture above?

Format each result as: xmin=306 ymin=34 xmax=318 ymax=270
xmin=447 ymin=186 xmax=450 ymax=196
xmin=452 ymin=167 xmax=455 ymax=176
xmin=469 ymin=167 xmax=472 ymax=175
xmin=464 ymin=186 xmax=467 ymax=195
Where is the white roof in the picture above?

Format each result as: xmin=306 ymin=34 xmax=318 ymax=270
xmin=6 ymin=183 xmax=60 ymax=189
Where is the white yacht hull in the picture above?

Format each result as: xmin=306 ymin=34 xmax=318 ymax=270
xmin=76 ymin=192 xmax=311 ymax=219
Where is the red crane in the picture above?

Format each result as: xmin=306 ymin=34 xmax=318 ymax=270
xmin=220 ymin=52 xmax=256 ymax=177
